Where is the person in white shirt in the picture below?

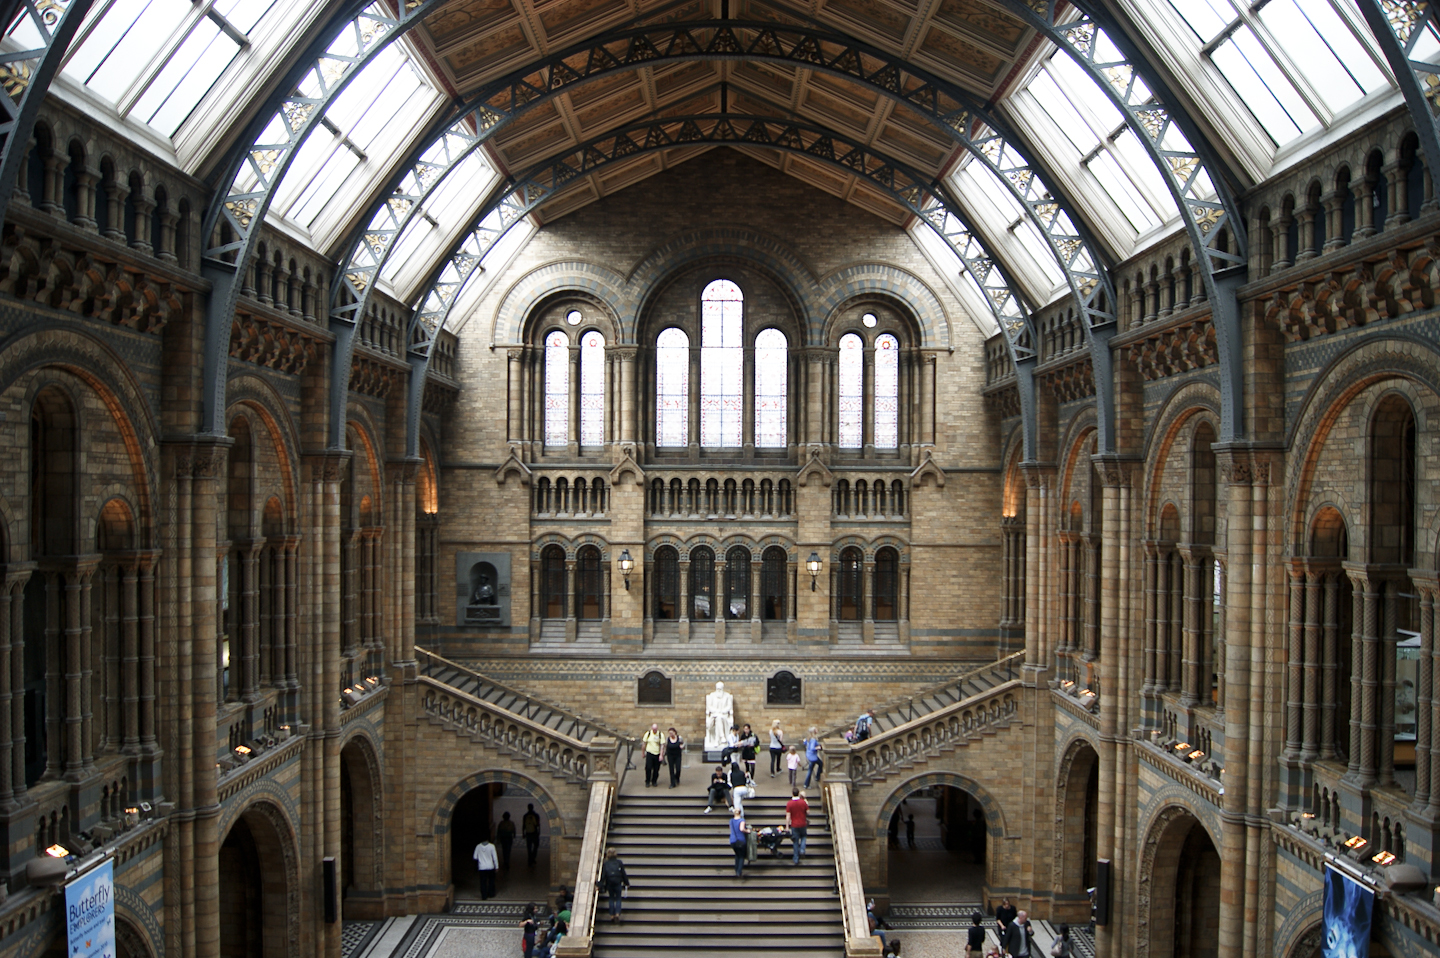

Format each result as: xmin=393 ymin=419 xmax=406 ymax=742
xmin=473 ymin=837 xmax=499 ymax=900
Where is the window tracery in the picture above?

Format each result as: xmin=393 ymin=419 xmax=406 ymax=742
xmin=544 ymin=331 xmax=569 ymax=448
xmin=580 ymin=331 xmax=605 ymax=447
xmin=839 ymin=333 xmax=863 ymax=450
xmin=701 ymin=280 xmax=744 ymax=448
xmin=656 ymin=327 xmax=689 ymax=448
xmin=754 ymin=328 xmax=787 ymax=449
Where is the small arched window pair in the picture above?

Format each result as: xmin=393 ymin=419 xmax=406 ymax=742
xmin=544 ymin=328 xmax=605 ymax=447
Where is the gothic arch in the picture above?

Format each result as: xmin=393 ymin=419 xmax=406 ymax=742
xmin=1274 ymin=890 xmax=1324 ymax=958
xmin=1052 ymin=735 xmax=1101 ymax=921
xmin=816 ymin=267 xmax=950 ymax=348
xmin=874 ymin=771 xmax=1009 ymax=840
xmin=430 ymin=769 xmax=565 ymax=839
xmin=218 ymin=797 xmax=301 ymax=958
xmin=339 ymin=730 xmax=384 ymax=905
xmin=1134 ymin=801 xmax=1222 ymax=958
xmin=490 ymin=261 xmax=628 ymax=345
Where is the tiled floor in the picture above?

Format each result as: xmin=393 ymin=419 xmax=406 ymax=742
xmin=885 ymin=846 xmax=986 ymax=904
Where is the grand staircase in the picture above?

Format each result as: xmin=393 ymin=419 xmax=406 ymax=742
xmin=592 ymin=783 xmax=845 ymax=957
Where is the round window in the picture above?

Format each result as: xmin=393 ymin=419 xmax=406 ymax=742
xmin=862 ymin=312 xmax=878 ymax=328
xmin=566 ymin=309 xmax=582 ymax=325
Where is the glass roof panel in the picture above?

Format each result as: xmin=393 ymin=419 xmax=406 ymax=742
xmin=1261 ymin=1 xmax=1385 ymax=112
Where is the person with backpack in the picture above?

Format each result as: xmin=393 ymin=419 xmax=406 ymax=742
xmin=523 ymin=804 xmax=541 ymax=864
xmin=642 ymin=723 xmax=664 ymax=787
xmin=599 ymin=847 xmax=629 ymax=923
xmin=853 ymin=709 xmax=876 ymax=742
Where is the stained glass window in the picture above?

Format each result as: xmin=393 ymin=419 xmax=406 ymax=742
xmin=755 ymin=328 xmax=787 ymax=449
xmin=726 ymin=546 xmax=751 ymax=620
xmin=580 ymin=331 xmax=605 ymax=447
xmin=690 ymin=548 xmax=715 ymax=620
xmin=838 ymin=333 xmax=863 ymax=449
xmin=544 ymin=330 xmax=569 ymax=447
xmin=656 ymin=327 xmax=689 ymax=448
xmin=701 ymin=280 xmax=743 ymax=448
xmin=875 ymin=334 xmax=899 ymax=450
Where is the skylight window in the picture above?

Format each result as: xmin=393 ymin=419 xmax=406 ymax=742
xmin=13 ymin=0 xmax=285 ymax=138
xmin=380 ymin=153 xmax=498 ymax=297
xmin=1166 ymin=0 xmax=1391 ymax=146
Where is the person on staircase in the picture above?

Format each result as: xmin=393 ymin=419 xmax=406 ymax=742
xmin=642 ymin=723 xmax=664 ymax=787
xmin=728 ymin=758 xmax=756 ymax=814
xmin=768 ymin=720 xmax=785 ymax=777
xmin=739 ymin=723 xmax=759 ymax=778
xmin=600 ymin=847 xmax=630 ymax=924
xmin=786 ymin=744 xmax=800 ymax=787
xmin=785 ymin=786 xmax=808 ymax=865
xmin=664 ymin=727 xmax=685 ymax=788
xmin=728 ymin=806 xmax=752 ymax=878
xmin=853 ymin=709 xmax=876 ymax=743
xmin=705 ymin=764 xmax=731 ymax=813
xmin=803 ymin=727 xmax=824 ymax=789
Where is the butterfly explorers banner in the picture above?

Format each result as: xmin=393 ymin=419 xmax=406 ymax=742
xmin=65 ymin=858 xmax=115 ymax=958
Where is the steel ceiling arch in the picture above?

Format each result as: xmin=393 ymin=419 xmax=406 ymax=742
xmin=0 ymin=0 xmax=97 ymax=233
xmin=992 ymin=0 xmax=1251 ymax=444
xmin=324 ymin=19 xmax=1118 ymax=454
xmin=397 ymin=112 xmax=1045 ymax=456
xmin=194 ymin=0 xmax=448 ymax=438
xmin=1354 ymin=2 xmax=1440 ymax=192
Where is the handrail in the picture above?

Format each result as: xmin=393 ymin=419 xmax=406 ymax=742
xmin=416 ymin=646 xmax=626 ymax=740
xmin=840 ymin=679 xmax=1023 ymax=785
xmin=555 ymin=765 xmax=616 ymax=958
xmin=825 ymin=781 xmax=883 ymax=957
xmin=818 ymin=651 xmax=1025 ymax=739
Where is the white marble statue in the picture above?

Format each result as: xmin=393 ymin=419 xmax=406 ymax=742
xmin=705 ymin=681 xmax=734 ymax=751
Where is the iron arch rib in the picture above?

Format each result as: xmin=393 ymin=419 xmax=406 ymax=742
xmin=991 ymin=0 xmax=1250 ymax=443
xmin=399 ymin=113 xmax=1044 ymax=454
xmin=0 ymin=0 xmax=97 ymax=233
xmin=1355 ymin=2 xmax=1440 ymax=204
xmin=195 ymin=0 xmax=449 ymax=437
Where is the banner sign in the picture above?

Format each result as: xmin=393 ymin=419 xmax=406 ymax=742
xmin=65 ymin=858 xmax=115 ymax=958
xmin=1322 ymin=863 xmax=1374 ymax=958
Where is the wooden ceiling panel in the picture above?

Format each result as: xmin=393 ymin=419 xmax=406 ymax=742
xmin=566 ymin=70 xmax=643 ymax=110
xmin=875 ymin=122 xmax=948 ymax=170
xmin=427 ymin=0 xmax=521 ymax=50
xmin=933 ymin=0 xmax=1028 ymax=54
xmin=538 ymin=0 xmax=629 ymax=43
xmin=575 ymin=86 xmax=649 ymax=132
xmin=653 ymin=61 xmax=719 ymax=99
xmin=730 ymin=62 xmax=796 ymax=102
xmin=798 ymin=87 xmax=873 ymax=139
xmin=818 ymin=0 xmax=912 ymax=44
xmin=496 ymin=120 xmax=573 ymax=167
xmin=916 ymin=26 xmax=1005 ymax=86
xmin=785 ymin=156 xmax=850 ymax=197
xmin=445 ymin=24 xmax=534 ymax=80
xmin=804 ymin=70 xmax=879 ymax=112
xmin=597 ymin=154 xmax=665 ymax=192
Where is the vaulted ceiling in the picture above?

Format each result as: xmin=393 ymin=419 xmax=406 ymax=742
xmin=406 ymin=0 xmax=1046 ymax=224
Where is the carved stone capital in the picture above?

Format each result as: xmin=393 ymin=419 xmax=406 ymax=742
xmin=165 ymin=435 xmax=233 ymax=479
xmin=304 ymin=450 xmax=352 ymax=484
xmin=1091 ymin=455 xmax=1140 ymax=489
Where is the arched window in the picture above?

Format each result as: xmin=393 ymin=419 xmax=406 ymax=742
xmin=653 ymin=546 xmax=679 ymax=619
xmin=875 ymin=334 xmax=899 ymax=449
xmin=656 ymin=328 xmax=689 ymax=448
xmin=837 ymin=547 xmax=863 ymax=620
xmin=755 ymin=328 xmax=787 ymax=448
xmin=575 ymin=546 xmax=603 ymax=620
xmin=726 ymin=546 xmax=751 ymax=620
xmin=874 ymin=548 xmax=898 ymax=621
xmin=580 ymin=331 xmax=605 ymax=447
xmin=701 ymin=280 xmax=743 ymax=448
xmin=541 ymin=545 xmax=566 ymax=619
xmin=690 ymin=547 xmax=715 ymax=620
xmin=544 ymin=331 xmax=569 ymax=447
xmin=761 ymin=547 xmax=787 ymax=620
xmin=838 ymin=333 xmax=863 ymax=449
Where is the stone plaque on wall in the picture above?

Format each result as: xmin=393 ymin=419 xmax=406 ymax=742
xmin=637 ymin=670 xmax=673 ymax=705
xmin=456 ymin=552 xmax=511 ymax=627
xmin=766 ymin=670 xmax=803 ymax=706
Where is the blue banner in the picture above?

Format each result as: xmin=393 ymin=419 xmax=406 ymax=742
xmin=64 ymin=859 xmax=115 ymax=958
xmin=1322 ymin=864 xmax=1374 ymax=958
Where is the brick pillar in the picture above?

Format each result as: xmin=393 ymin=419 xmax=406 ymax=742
xmin=1021 ymin=463 xmax=1055 ymax=672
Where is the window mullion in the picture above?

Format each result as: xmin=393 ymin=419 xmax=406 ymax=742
xmin=1321 ymin=0 xmax=1393 ymax=82
xmin=113 ymin=1 xmax=213 ymax=120
xmin=1103 ymin=143 xmax=1175 ymax=219
xmin=61 ymin=0 xmax=126 ymax=70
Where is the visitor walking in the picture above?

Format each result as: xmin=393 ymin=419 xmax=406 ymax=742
xmin=1051 ymin=925 xmax=1072 ymax=957
xmin=728 ymin=807 xmax=751 ymax=878
xmin=642 ymin=723 xmax=663 ymax=787
xmin=473 ymin=835 xmax=498 ymax=900
xmin=729 ymin=760 xmax=756 ymax=814
xmin=786 ymin=744 xmax=800 ymax=786
xmin=803 ymin=726 xmax=824 ymax=788
xmin=768 ymin=720 xmax=785 ymax=776
xmin=496 ymin=811 xmax=516 ymax=869
xmin=600 ymin=847 xmax=629 ymax=924
xmin=853 ymin=709 xmax=876 ymax=742
xmin=664 ymin=727 xmax=685 ymax=787
xmin=905 ymin=813 xmax=916 ymax=848
xmin=705 ymin=765 xmax=730 ymax=813
xmin=966 ymin=912 xmax=986 ymax=957
xmin=1000 ymin=909 xmax=1032 ymax=957
xmin=739 ymin=723 xmax=759 ymax=778
xmin=995 ymin=898 xmax=1017 ymax=931
xmin=785 ymin=786 xmax=809 ymax=864
xmin=523 ymin=804 xmax=541 ymax=864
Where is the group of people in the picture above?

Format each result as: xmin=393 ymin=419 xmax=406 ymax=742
xmin=965 ymin=900 xmax=1073 ymax=958
xmin=519 ymin=887 xmax=573 ymax=958
xmin=640 ymin=724 xmax=687 ymax=787
xmin=471 ymin=804 xmax=544 ymax=900
xmin=725 ymin=783 xmax=812 ymax=878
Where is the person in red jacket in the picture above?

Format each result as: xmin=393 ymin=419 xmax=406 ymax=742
xmin=785 ymin=786 xmax=809 ymax=864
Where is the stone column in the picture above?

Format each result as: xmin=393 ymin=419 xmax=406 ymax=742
xmin=507 ymin=349 xmax=524 ymax=444
xmin=1321 ymin=190 xmax=1346 ymax=252
xmin=743 ymin=340 xmax=755 ymax=454
xmin=569 ymin=344 xmax=581 ymax=455
xmin=1142 ymin=542 xmax=1160 ymax=727
xmin=920 ymin=354 xmax=935 ymax=447
xmin=0 ymin=576 xmax=18 ymax=806
xmin=1411 ymin=576 xmax=1434 ymax=814
xmin=1421 ymin=575 xmax=1440 ymax=818
xmin=862 ymin=343 xmax=875 ymax=454
xmin=1301 ymin=565 xmax=1324 ymax=764
xmin=678 ymin=558 xmax=691 ymax=644
xmin=1321 ymin=569 xmax=1341 ymax=761
xmin=1022 ymin=463 xmax=1055 ymax=671
xmin=688 ymin=343 xmax=701 ymax=455
xmin=618 ymin=347 xmax=637 ymax=447
xmin=1180 ymin=546 xmax=1205 ymax=708
xmin=861 ymin=557 xmax=874 ymax=644
xmin=565 ymin=559 xmax=577 ymax=642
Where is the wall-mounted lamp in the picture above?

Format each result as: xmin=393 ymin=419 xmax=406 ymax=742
xmin=619 ymin=549 xmax=634 ymax=591
xmin=807 ymin=552 xmax=822 ymax=591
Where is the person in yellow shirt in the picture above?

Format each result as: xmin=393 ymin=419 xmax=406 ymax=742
xmin=641 ymin=723 xmax=664 ymax=787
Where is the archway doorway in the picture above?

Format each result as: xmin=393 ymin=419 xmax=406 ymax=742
xmin=882 ymin=783 xmax=987 ymax=908
xmin=1143 ymin=808 xmax=1221 ymax=958
xmin=218 ymin=807 xmax=293 ymax=958
xmin=1055 ymin=741 xmax=1100 ymax=923
xmin=449 ymin=781 xmax=553 ymax=903
xmin=340 ymin=738 xmax=380 ymax=917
